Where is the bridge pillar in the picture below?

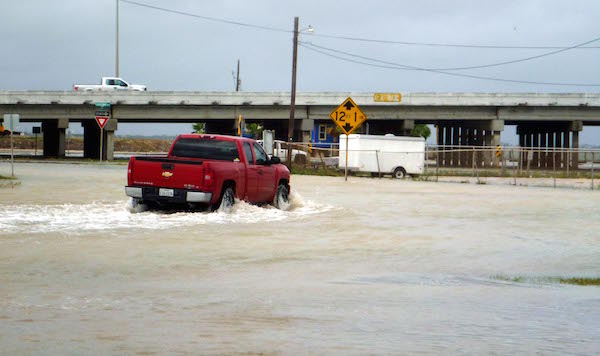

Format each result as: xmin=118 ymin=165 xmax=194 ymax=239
xmin=42 ymin=118 xmax=68 ymax=157
xmin=295 ymin=118 xmax=314 ymax=143
xmin=437 ymin=120 xmax=503 ymax=167
xmin=517 ymin=121 xmax=581 ymax=170
xmin=83 ymin=119 xmax=117 ymax=160
xmin=83 ymin=120 xmax=99 ymax=159
xmin=104 ymin=119 xmax=117 ymax=161
xmin=484 ymin=131 xmax=492 ymax=168
xmin=491 ymin=128 xmax=502 ymax=167
xmin=570 ymin=121 xmax=582 ymax=169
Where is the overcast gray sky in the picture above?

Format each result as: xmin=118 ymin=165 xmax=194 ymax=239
xmin=1 ymin=0 xmax=599 ymax=143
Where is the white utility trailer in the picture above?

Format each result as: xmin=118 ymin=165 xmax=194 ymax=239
xmin=339 ymin=134 xmax=425 ymax=178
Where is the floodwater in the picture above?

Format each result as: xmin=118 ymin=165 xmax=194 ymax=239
xmin=1 ymin=162 xmax=599 ymax=354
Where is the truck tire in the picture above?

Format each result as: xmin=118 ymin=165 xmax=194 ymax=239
xmin=273 ymin=184 xmax=290 ymax=211
xmin=218 ymin=187 xmax=235 ymax=212
xmin=393 ymin=167 xmax=407 ymax=179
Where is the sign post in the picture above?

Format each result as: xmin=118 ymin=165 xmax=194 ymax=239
xmin=329 ymin=97 xmax=367 ymax=181
xmin=95 ymin=116 xmax=109 ymax=162
xmin=3 ymin=114 xmax=20 ymax=177
xmin=33 ymin=126 xmax=41 ymax=156
xmin=95 ymin=102 xmax=111 ymax=163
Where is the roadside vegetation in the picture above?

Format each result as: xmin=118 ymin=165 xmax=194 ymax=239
xmin=0 ymin=136 xmax=174 ymax=152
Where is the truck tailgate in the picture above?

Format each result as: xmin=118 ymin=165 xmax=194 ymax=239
xmin=131 ymin=157 xmax=205 ymax=190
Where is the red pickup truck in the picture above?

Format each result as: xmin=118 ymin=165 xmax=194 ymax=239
xmin=125 ymin=134 xmax=291 ymax=211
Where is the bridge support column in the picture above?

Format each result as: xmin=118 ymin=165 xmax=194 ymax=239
xmin=452 ymin=125 xmax=459 ymax=166
xmin=459 ymin=127 xmax=467 ymax=167
xmin=444 ymin=124 xmax=452 ymax=167
xmin=83 ymin=119 xmax=115 ymax=160
xmin=570 ymin=121 xmax=582 ymax=169
xmin=517 ymin=121 xmax=581 ymax=170
xmin=491 ymin=129 xmax=501 ymax=167
xmin=437 ymin=123 xmax=459 ymax=167
xmin=563 ymin=131 xmax=570 ymax=169
xmin=83 ymin=120 xmax=98 ymax=159
xmin=295 ymin=118 xmax=314 ymax=143
xmin=484 ymin=131 xmax=492 ymax=168
xmin=104 ymin=119 xmax=117 ymax=161
xmin=42 ymin=118 xmax=68 ymax=157
xmin=441 ymin=120 xmax=503 ymax=168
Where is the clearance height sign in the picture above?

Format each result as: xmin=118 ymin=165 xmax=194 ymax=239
xmin=329 ymin=97 xmax=367 ymax=135
xmin=330 ymin=97 xmax=368 ymax=181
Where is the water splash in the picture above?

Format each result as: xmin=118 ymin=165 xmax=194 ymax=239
xmin=0 ymin=192 xmax=334 ymax=235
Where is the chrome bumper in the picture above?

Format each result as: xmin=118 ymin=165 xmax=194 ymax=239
xmin=186 ymin=191 xmax=212 ymax=203
xmin=125 ymin=186 xmax=143 ymax=198
xmin=125 ymin=186 xmax=212 ymax=203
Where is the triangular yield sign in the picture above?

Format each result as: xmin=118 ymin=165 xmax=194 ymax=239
xmin=95 ymin=116 xmax=109 ymax=129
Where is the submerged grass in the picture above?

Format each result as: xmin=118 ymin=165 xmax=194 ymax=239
xmin=291 ymin=165 xmax=343 ymax=177
xmin=0 ymin=174 xmax=20 ymax=188
xmin=557 ymin=277 xmax=600 ymax=286
xmin=492 ymin=275 xmax=600 ymax=286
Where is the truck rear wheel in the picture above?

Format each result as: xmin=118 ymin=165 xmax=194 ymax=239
xmin=393 ymin=167 xmax=407 ymax=179
xmin=273 ymin=184 xmax=290 ymax=211
xmin=218 ymin=187 xmax=235 ymax=212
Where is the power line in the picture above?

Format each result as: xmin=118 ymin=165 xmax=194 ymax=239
xmin=298 ymin=42 xmax=600 ymax=87
xmin=120 ymin=0 xmax=600 ymax=50
xmin=303 ymin=37 xmax=600 ymax=71
xmin=120 ymin=0 xmax=291 ymax=33
xmin=309 ymin=33 xmax=600 ymax=49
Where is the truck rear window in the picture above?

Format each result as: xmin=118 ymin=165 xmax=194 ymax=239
xmin=170 ymin=138 xmax=239 ymax=161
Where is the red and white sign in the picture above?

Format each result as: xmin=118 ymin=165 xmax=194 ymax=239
xmin=95 ymin=116 xmax=109 ymax=129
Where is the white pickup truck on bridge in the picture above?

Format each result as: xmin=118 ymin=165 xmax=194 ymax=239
xmin=74 ymin=77 xmax=146 ymax=92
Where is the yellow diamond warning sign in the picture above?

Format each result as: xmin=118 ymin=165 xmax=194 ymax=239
xmin=329 ymin=97 xmax=367 ymax=135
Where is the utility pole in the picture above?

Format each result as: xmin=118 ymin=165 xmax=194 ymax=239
xmin=116 ymin=0 xmax=119 ymax=77
xmin=234 ymin=60 xmax=241 ymax=136
xmin=236 ymin=59 xmax=240 ymax=92
xmin=287 ymin=16 xmax=299 ymax=169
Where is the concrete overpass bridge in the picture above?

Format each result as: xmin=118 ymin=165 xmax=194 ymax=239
xmin=1 ymin=91 xmax=599 ymax=167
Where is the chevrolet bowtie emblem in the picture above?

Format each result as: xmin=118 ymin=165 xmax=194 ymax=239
xmin=162 ymin=171 xmax=173 ymax=178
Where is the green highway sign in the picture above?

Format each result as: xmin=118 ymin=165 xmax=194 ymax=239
xmin=94 ymin=102 xmax=111 ymax=108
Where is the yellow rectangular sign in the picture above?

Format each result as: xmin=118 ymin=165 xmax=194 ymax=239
xmin=374 ymin=93 xmax=402 ymax=102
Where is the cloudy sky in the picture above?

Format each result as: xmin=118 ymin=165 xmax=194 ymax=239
xmin=1 ymin=0 xmax=599 ymax=142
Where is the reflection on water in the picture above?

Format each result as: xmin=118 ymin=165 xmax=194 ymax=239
xmin=1 ymin=162 xmax=599 ymax=354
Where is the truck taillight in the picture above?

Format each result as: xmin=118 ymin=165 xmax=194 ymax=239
xmin=203 ymin=167 xmax=214 ymax=187
xmin=127 ymin=158 xmax=134 ymax=184
xmin=74 ymin=86 xmax=78 ymax=91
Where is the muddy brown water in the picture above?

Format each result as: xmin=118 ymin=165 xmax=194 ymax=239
xmin=1 ymin=162 xmax=599 ymax=354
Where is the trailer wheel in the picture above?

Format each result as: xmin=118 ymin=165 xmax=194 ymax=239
xmin=218 ymin=187 xmax=235 ymax=212
xmin=393 ymin=167 xmax=407 ymax=179
xmin=273 ymin=184 xmax=290 ymax=211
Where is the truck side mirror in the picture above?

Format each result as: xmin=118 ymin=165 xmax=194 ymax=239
xmin=270 ymin=156 xmax=281 ymax=165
